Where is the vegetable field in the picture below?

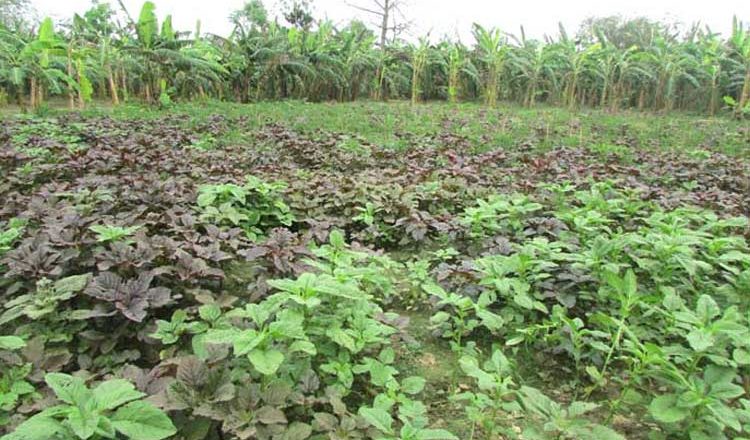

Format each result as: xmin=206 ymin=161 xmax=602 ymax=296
xmin=0 ymin=101 xmax=749 ymax=440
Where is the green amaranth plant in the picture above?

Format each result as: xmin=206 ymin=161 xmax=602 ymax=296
xmin=0 ymin=275 xmax=90 ymax=325
xmin=461 ymin=194 xmax=543 ymax=238
xmin=1 ymin=373 xmax=176 ymax=440
xmin=196 ymin=175 xmax=294 ymax=240
xmin=0 ymin=336 xmax=36 ymax=427
xmin=424 ymin=282 xmax=504 ymax=352
xmin=89 ymin=224 xmax=142 ymax=244
xmin=0 ymin=219 xmax=26 ymax=255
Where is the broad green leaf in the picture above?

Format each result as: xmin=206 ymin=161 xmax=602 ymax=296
xmin=249 ymin=348 xmax=285 ymax=375
xmin=37 ymin=17 xmax=55 ymax=42
xmin=733 ymin=348 xmax=750 ymax=365
xmin=327 ymin=328 xmax=356 ymax=352
xmin=233 ymin=329 xmax=265 ymax=356
xmin=270 ymin=310 xmax=306 ymax=339
xmin=0 ymin=336 xmax=26 ymax=350
xmin=282 ymin=422 xmax=312 ymax=440
xmin=0 ymin=414 xmax=63 ymax=440
xmin=45 ymin=373 xmax=91 ymax=405
xmin=53 ymin=274 xmax=90 ymax=295
xmin=649 ymin=394 xmax=689 ymax=423
xmin=567 ymin=401 xmax=599 ymax=417
xmin=329 ymin=230 xmax=346 ymax=248
xmin=696 ymin=295 xmax=720 ymax=321
xmin=289 ymin=340 xmax=317 ymax=355
xmin=459 ymin=356 xmax=497 ymax=390
xmin=136 ymin=1 xmax=158 ymax=49
xmin=255 ymin=405 xmax=287 ymax=424
xmin=368 ymin=361 xmax=397 ymax=387
xmin=378 ymin=347 xmax=395 ymax=364
xmin=68 ymin=407 xmax=97 ymax=440
xmin=401 ymin=376 xmax=426 ymax=395
xmin=358 ymin=407 xmax=393 ymax=434
xmin=93 ymin=379 xmax=145 ymax=411
xmin=707 ymin=401 xmax=741 ymax=431
xmin=429 ymin=311 xmax=451 ymax=325
xmin=622 ymin=269 xmax=637 ymax=297
xmin=477 ymin=308 xmax=505 ymax=330
xmin=198 ymin=304 xmax=221 ymax=322
xmin=686 ymin=329 xmax=714 ymax=351
xmin=112 ymin=400 xmax=176 ymax=440
xmin=203 ymin=328 xmax=240 ymax=344
xmin=513 ymin=292 xmax=535 ymax=310
xmin=96 ymin=415 xmax=116 ymax=439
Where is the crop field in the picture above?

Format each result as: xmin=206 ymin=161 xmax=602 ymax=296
xmin=0 ymin=100 xmax=747 ymax=440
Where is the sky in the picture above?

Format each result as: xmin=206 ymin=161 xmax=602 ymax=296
xmin=29 ymin=0 xmax=750 ymax=42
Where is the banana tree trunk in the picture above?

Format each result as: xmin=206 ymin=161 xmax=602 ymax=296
xmin=120 ymin=66 xmax=129 ymax=102
xmin=76 ymin=68 xmax=85 ymax=110
xmin=638 ymin=87 xmax=646 ymax=111
xmin=108 ymin=65 xmax=119 ymax=106
xmin=610 ymin=78 xmax=623 ymax=112
xmin=526 ymin=82 xmax=537 ymax=107
xmin=67 ymin=48 xmax=76 ymax=110
xmin=16 ymin=86 xmax=24 ymax=110
xmin=37 ymin=83 xmax=43 ymax=108
xmin=30 ymin=76 xmax=37 ymax=109
xmin=566 ymin=74 xmax=578 ymax=109
xmin=737 ymin=67 xmax=750 ymax=118
xmin=709 ymin=76 xmax=718 ymax=116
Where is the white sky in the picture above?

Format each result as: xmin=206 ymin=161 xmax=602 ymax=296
xmin=29 ymin=0 xmax=750 ymax=41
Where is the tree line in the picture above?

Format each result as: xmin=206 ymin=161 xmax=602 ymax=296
xmin=0 ymin=0 xmax=749 ymax=117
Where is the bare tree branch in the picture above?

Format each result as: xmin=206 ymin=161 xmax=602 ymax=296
xmin=347 ymin=0 xmax=410 ymax=47
xmin=345 ymin=2 xmax=385 ymax=17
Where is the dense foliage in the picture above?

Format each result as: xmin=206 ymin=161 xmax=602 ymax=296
xmin=0 ymin=1 xmax=749 ymax=116
xmin=0 ymin=101 xmax=749 ymax=439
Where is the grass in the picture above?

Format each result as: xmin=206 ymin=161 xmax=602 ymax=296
xmin=4 ymin=99 xmax=733 ymax=156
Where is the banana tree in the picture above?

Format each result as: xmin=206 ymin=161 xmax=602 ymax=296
xmin=445 ymin=41 xmax=478 ymax=103
xmin=0 ymin=27 xmax=30 ymax=107
xmin=556 ymin=32 xmax=598 ymax=108
xmin=508 ymin=30 xmax=566 ymax=107
xmin=727 ymin=17 xmax=750 ymax=117
xmin=410 ymin=37 xmax=432 ymax=104
xmin=695 ymin=32 xmax=726 ymax=115
xmin=372 ymin=43 xmax=410 ymax=101
xmin=649 ymin=35 xmax=700 ymax=111
xmin=175 ymin=22 xmax=229 ymax=100
xmin=20 ymin=18 xmax=75 ymax=109
xmin=608 ymin=46 xmax=653 ymax=111
xmin=472 ymin=24 xmax=508 ymax=106
xmin=337 ymin=21 xmax=377 ymax=101
xmin=299 ymin=20 xmax=346 ymax=101
xmin=251 ymin=23 xmax=313 ymax=100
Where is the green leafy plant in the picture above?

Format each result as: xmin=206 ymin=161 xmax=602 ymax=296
xmin=452 ymin=349 xmax=519 ymax=438
xmin=1 ymin=373 xmax=176 ymax=440
xmin=0 ymin=336 xmax=36 ymax=426
xmin=89 ymin=225 xmax=142 ymax=244
xmin=424 ymin=282 xmax=504 ymax=351
xmin=649 ymin=365 xmax=745 ymax=439
xmin=197 ymin=175 xmax=294 ymax=240
xmin=0 ymin=275 xmax=90 ymax=325
xmin=516 ymin=386 xmax=625 ymax=440
xmin=357 ymin=349 xmax=456 ymax=440
xmin=0 ymin=219 xmax=26 ymax=255
xmin=461 ymin=194 xmax=543 ymax=238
